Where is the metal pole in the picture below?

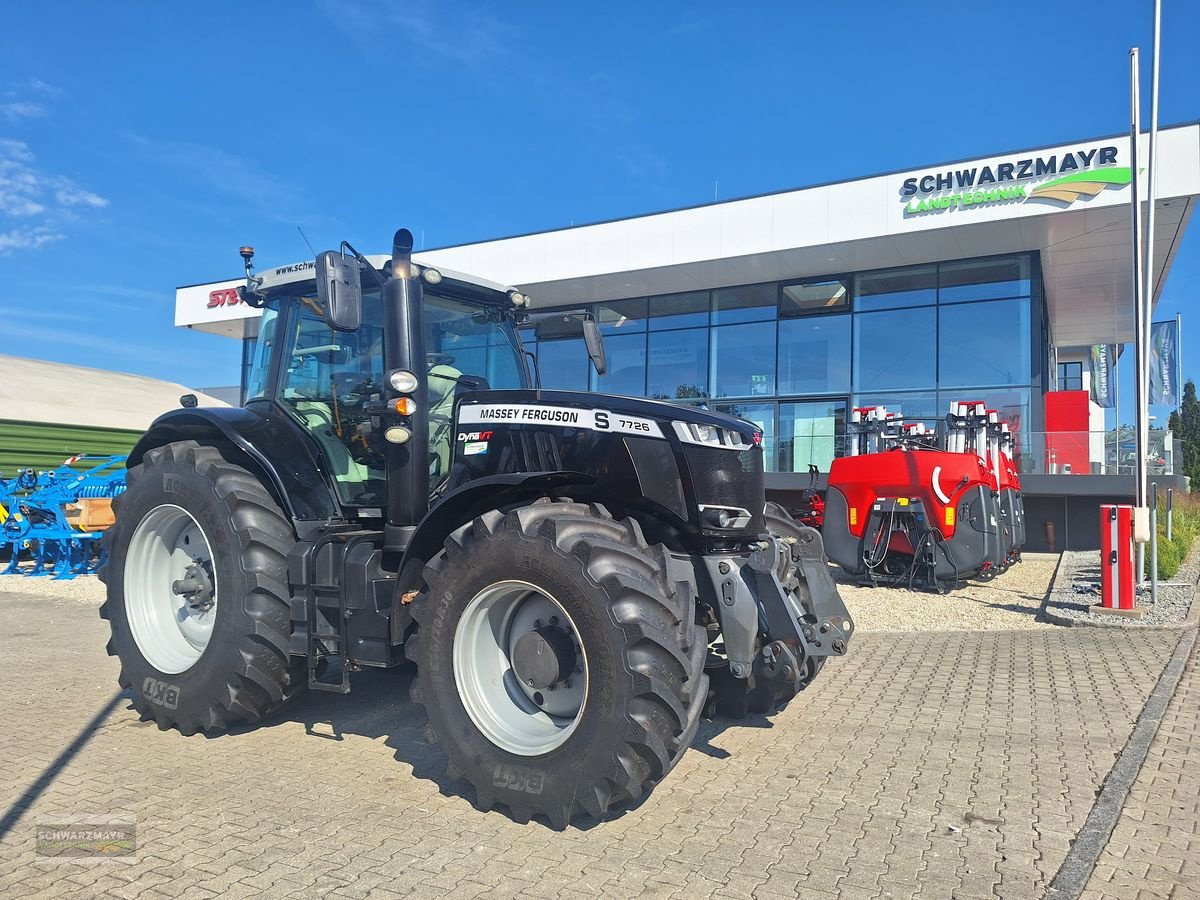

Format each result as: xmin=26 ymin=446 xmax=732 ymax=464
xmin=1167 ymin=487 xmax=1173 ymax=540
xmin=1113 ymin=348 xmax=1119 ymax=473
xmin=1145 ymin=0 xmax=1161 ymax=316
xmin=1150 ymin=482 xmax=1158 ymax=604
xmin=1130 ymin=48 xmax=1149 ymax=586
xmin=1145 ymin=0 xmax=1163 ymax=471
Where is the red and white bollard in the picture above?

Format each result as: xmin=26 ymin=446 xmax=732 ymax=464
xmin=1095 ymin=504 xmax=1142 ymax=617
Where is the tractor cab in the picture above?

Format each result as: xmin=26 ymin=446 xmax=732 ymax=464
xmin=242 ymin=254 xmax=531 ymax=508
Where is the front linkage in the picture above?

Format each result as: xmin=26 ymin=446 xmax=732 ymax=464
xmin=700 ymin=525 xmax=854 ymax=709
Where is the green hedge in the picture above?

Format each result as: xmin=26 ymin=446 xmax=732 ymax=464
xmin=1155 ymin=495 xmax=1200 ymax=581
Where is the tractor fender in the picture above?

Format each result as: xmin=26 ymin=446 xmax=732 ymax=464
xmin=400 ymin=472 xmax=597 ymax=575
xmin=129 ymin=406 xmax=341 ymax=527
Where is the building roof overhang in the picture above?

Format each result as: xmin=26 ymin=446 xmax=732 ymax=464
xmin=179 ymin=124 xmax=1200 ymax=347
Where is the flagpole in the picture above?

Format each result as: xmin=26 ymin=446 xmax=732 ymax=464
xmin=1142 ymin=0 xmax=1162 ymax=586
xmin=1145 ymin=0 xmax=1162 ymax=404
xmin=1113 ymin=348 xmax=1119 ymax=473
xmin=1130 ymin=48 xmax=1150 ymax=586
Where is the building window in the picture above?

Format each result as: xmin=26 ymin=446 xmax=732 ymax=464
xmin=938 ymin=298 xmax=1031 ymax=388
xmin=592 ymin=331 xmax=647 ymax=396
xmin=1058 ymin=361 xmax=1083 ymax=391
xmin=853 ymin=306 xmax=937 ymax=391
xmin=712 ymin=283 xmax=776 ymax=324
xmin=780 ymin=278 xmax=849 ymax=316
xmin=711 ymin=321 xmax=776 ymax=397
xmin=777 ymin=314 xmax=850 ymax=395
xmin=647 ymin=328 xmax=708 ymax=399
xmin=596 ymin=298 xmax=648 ymax=333
xmin=649 ymin=291 xmax=708 ymax=330
xmin=938 ymin=256 xmax=1030 ymax=303
xmin=854 ymin=265 xmax=936 ymax=311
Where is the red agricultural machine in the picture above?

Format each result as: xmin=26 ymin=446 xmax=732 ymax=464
xmin=821 ymin=402 xmax=1025 ymax=591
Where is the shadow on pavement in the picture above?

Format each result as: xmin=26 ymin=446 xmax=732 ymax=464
xmin=0 ymin=689 xmax=127 ymax=841
xmin=207 ymin=663 xmax=776 ymax=830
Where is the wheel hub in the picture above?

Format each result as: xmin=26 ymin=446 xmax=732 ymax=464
xmin=124 ymin=504 xmax=218 ymax=675
xmin=172 ymin=560 xmax=215 ymax=611
xmin=512 ymin=626 xmax=577 ymax=690
xmin=452 ymin=581 xmax=589 ymax=756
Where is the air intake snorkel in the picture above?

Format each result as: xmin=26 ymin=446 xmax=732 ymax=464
xmin=383 ymin=228 xmax=430 ymax=550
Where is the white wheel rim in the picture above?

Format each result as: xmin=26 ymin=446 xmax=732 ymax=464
xmin=124 ymin=504 xmax=218 ymax=675
xmin=453 ymin=580 xmax=588 ymax=756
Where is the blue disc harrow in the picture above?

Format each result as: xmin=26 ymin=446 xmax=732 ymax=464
xmin=1 ymin=455 xmax=128 ymax=580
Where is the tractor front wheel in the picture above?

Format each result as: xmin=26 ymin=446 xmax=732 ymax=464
xmin=408 ymin=499 xmax=707 ymax=828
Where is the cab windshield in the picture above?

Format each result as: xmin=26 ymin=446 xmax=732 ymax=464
xmin=256 ymin=286 xmax=526 ymax=506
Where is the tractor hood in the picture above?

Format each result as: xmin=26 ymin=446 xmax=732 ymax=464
xmin=455 ymin=389 xmax=762 ymax=448
xmin=449 ymin=388 xmax=768 ymax=541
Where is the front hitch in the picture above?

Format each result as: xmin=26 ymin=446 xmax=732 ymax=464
xmin=763 ymin=527 xmax=854 ymax=658
xmin=704 ymin=528 xmax=854 ymax=684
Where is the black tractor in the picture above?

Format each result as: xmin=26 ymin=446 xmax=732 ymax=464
xmin=100 ymin=229 xmax=853 ymax=828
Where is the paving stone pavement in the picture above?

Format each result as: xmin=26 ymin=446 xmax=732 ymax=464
xmin=1081 ymin=633 xmax=1200 ymax=900
xmin=0 ymin=590 xmax=1187 ymax=899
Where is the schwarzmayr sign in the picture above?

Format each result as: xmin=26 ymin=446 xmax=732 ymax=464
xmin=901 ymin=145 xmax=1132 ymax=214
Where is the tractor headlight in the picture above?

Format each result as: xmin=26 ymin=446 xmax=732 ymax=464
xmin=388 ymin=370 xmax=420 ymax=393
xmin=673 ymin=421 xmax=721 ymax=446
xmin=671 ymin=420 xmax=754 ymax=451
xmin=422 ymin=267 xmax=443 ymax=285
xmin=509 ymin=291 xmax=528 ymax=307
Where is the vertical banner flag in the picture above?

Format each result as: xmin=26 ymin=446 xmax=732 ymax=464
xmin=1089 ymin=344 xmax=1117 ymax=408
xmin=1149 ymin=320 xmax=1179 ymax=406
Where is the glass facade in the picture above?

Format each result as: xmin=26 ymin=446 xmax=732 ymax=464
xmin=523 ymin=253 xmax=1039 ymax=473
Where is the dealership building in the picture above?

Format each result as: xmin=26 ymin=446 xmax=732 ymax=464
xmin=177 ymin=123 xmax=1200 ymax=550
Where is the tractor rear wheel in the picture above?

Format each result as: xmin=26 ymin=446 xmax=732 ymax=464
xmin=99 ymin=441 xmax=304 ymax=734
xmin=408 ymin=499 xmax=707 ymax=828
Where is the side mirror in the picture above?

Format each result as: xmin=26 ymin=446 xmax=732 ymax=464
xmin=583 ymin=318 xmax=607 ymax=376
xmin=315 ymin=250 xmax=363 ymax=332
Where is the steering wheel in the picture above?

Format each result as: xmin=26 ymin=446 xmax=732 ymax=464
xmin=427 ymin=352 xmax=456 ymax=368
xmin=330 ymin=371 xmax=374 ymax=397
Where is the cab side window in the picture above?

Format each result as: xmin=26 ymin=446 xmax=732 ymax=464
xmin=276 ymin=292 xmax=387 ymax=505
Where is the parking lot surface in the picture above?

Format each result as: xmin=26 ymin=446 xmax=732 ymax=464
xmin=0 ymin=588 xmax=1190 ymax=899
xmin=1082 ymin=632 xmax=1199 ymax=900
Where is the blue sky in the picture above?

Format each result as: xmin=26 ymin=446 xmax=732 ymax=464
xmin=0 ymin=1 xmax=1197 ymax=422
